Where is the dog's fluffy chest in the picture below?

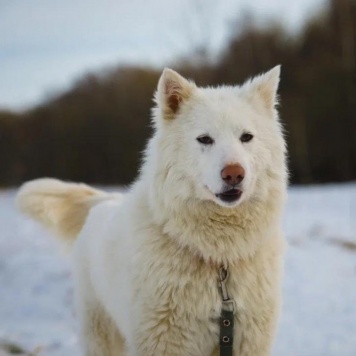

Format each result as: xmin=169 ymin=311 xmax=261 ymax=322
xmin=131 ymin=233 xmax=244 ymax=331
xmin=127 ymin=232 xmax=261 ymax=355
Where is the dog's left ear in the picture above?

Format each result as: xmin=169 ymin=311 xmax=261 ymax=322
xmin=156 ymin=68 xmax=196 ymax=120
xmin=246 ymin=65 xmax=281 ymax=111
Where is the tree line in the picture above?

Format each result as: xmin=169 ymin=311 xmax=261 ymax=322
xmin=0 ymin=0 xmax=355 ymax=186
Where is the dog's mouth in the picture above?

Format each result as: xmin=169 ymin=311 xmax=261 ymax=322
xmin=216 ymin=189 xmax=242 ymax=203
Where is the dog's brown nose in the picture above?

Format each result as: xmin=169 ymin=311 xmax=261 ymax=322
xmin=221 ymin=164 xmax=245 ymax=186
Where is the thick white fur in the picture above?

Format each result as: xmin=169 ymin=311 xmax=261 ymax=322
xmin=17 ymin=66 xmax=287 ymax=356
xmin=16 ymin=178 xmax=119 ymax=242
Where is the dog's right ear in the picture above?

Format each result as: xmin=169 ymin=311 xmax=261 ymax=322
xmin=156 ymin=68 xmax=196 ymax=120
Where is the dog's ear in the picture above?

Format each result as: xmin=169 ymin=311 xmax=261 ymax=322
xmin=156 ymin=68 xmax=196 ymax=120
xmin=245 ymin=65 xmax=281 ymax=111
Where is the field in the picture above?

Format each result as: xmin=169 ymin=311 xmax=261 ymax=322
xmin=1 ymin=184 xmax=355 ymax=355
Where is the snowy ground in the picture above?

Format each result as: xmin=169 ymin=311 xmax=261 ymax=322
xmin=0 ymin=184 xmax=355 ymax=355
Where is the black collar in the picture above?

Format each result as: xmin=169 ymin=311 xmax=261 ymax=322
xmin=218 ymin=266 xmax=235 ymax=356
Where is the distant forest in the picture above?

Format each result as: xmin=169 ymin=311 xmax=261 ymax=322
xmin=0 ymin=0 xmax=355 ymax=186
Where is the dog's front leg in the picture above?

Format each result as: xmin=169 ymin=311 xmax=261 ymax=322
xmin=235 ymin=299 xmax=279 ymax=356
xmin=127 ymin=307 xmax=217 ymax=356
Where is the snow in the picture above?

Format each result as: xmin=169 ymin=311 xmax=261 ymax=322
xmin=0 ymin=184 xmax=355 ymax=355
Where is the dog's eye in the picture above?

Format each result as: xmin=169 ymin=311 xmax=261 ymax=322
xmin=197 ymin=135 xmax=214 ymax=145
xmin=240 ymin=133 xmax=253 ymax=143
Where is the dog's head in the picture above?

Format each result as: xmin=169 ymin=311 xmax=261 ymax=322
xmin=150 ymin=67 xmax=286 ymax=208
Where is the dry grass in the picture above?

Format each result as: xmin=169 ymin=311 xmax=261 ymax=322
xmin=327 ymin=238 xmax=356 ymax=252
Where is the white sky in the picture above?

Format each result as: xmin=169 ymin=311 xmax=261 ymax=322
xmin=0 ymin=0 xmax=326 ymax=111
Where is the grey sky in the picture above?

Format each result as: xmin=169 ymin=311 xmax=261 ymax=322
xmin=0 ymin=0 xmax=326 ymax=111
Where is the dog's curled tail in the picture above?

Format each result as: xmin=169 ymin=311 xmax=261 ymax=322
xmin=17 ymin=178 xmax=116 ymax=243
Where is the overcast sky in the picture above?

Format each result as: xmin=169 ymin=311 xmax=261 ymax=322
xmin=0 ymin=0 xmax=326 ymax=111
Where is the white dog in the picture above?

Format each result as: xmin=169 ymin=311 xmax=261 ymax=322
xmin=17 ymin=66 xmax=287 ymax=356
